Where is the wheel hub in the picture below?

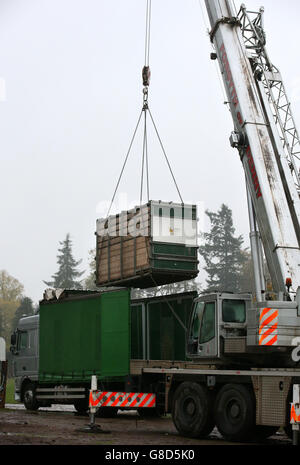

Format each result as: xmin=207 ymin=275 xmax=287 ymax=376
xmin=25 ymin=391 xmax=33 ymax=402
xmin=186 ymin=400 xmax=196 ymax=416
xmin=183 ymin=397 xmax=196 ymax=417
xmin=230 ymin=402 xmax=240 ymax=419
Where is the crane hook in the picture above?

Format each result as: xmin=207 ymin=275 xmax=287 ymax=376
xmin=142 ymin=66 xmax=151 ymax=87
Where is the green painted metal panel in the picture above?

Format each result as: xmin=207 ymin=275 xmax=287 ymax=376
xmin=99 ymin=291 xmax=131 ymax=377
xmin=39 ymin=290 xmax=130 ymax=383
xmin=130 ymin=304 xmax=144 ymax=359
xmin=152 ymin=243 xmax=197 ymax=258
xmin=147 ymin=297 xmax=194 ymax=361
xmin=152 ymin=204 xmax=197 ymax=220
xmin=152 ymin=258 xmax=197 ymax=271
xmin=151 ymin=243 xmax=198 ymax=274
xmin=131 ymin=293 xmax=196 ymax=361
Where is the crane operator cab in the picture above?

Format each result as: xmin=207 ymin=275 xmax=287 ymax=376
xmin=186 ymin=293 xmax=251 ymax=364
xmin=186 ymin=292 xmax=300 ymax=367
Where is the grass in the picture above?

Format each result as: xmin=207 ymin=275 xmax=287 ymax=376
xmin=5 ymin=378 xmax=18 ymax=404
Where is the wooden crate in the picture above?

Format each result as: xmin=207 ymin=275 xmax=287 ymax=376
xmin=96 ymin=201 xmax=199 ymax=289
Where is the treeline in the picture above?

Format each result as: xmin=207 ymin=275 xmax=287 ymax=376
xmin=0 ymin=271 xmax=36 ymax=349
xmin=40 ymin=205 xmax=257 ymax=298
xmin=1 ymin=204 xmax=261 ymax=348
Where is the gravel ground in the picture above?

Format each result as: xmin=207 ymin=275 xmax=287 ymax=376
xmin=0 ymin=404 xmax=292 ymax=447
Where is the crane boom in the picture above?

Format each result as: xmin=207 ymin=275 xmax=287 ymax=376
xmin=204 ymin=0 xmax=300 ymax=303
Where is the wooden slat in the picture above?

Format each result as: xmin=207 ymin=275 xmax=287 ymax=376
xmin=96 ymin=233 xmax=150 ymax=285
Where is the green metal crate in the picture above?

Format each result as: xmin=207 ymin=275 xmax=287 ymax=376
xmin=96 ymin=201 xmax=199 ymax=289
xmin=38 ymin=289 xmax=131 ymax=383
xmin=131 ymin=292 xmax=196 ymax=361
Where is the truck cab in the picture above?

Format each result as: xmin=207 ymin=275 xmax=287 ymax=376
xmin=10 ymin=315 xmax=39 ymax=404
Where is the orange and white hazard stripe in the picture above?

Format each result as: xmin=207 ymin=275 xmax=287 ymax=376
xmin=259 ymin=307 xmax=278 ymax=346
xmin=89 ymin=391 xmax=156 ymax=409
xmin=291 ymin=403 xmax=300 ymax=424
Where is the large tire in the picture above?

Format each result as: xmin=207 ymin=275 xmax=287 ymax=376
xmin=214 ymin=384 xmax=255 ymax=442
xmin=96 ymin=407 xmax=119 ymax=418
xmin=138 ymin=407 xmax=162 ymax=418
xmin=172 ymin=382 xmax=215 ymax=438
xmin=23 ymin=382 xmax=39 ymax=411
xmin=74 ymin=398 xmax=89 ymax=415
xmin=253 ymin=426 xmax=278 ymax=442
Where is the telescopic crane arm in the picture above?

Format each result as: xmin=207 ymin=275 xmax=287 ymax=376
xmin=204 ymin=0 xmax=300 ymax=303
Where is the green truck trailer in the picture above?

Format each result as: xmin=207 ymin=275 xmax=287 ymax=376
xmin=10 ymin=288 xmax=196 ymax=416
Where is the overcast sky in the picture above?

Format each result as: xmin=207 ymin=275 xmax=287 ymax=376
xmin=1 ymin=0 xmax=300 ymax=303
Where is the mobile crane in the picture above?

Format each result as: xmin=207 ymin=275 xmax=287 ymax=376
xmin=10 ymin=0 xmax=300 ymax=444
xmin=131 ymin=0 xmax=300 ymax=442
xmin=183 ymin=0 xmax=300 ymax=363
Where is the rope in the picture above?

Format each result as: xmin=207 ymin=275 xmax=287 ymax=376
xmin=145 ymin=118 xmax=150 ymax=201
xmin=106 ymin=110 xmax=143 ymax=218
xmin=107 ymin=0 xmax=184 ymax=217
xmin=144 ymin=0 xmax=152 ymax=67
xmin=148 ymin=108 xmax=184 ymax=204
xmin=140 ymin=111 xmax=146 ymax=204
xmin=140 ymin=110 xmax=150 ymax=204
xmin=149 ymin=275 xmax=188 ymax=333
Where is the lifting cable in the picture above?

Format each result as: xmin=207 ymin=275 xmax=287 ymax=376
xmin=106 ymin=1 xmax=189 ymax=329
xmin=140 ymin=0 xmax=151 ymax=204
xmin=107 ymin=0 xmax=183 ymax=218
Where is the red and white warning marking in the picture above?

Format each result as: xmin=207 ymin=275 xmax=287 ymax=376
xmin=259 ymin=307 xmax=278 ymax=346
xmin=89 ymin=391 xmax=156 ymax=409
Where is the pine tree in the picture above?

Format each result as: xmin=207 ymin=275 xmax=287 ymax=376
xmin=84 ymin=249 xmax=97 ymax=290
xmin=44 ymin=234 xmax=84 ymax=289
xmin=12 ymin=297 xmax=35 ymax=330
xmin=199 ymin=204 xmax=247 ymax=293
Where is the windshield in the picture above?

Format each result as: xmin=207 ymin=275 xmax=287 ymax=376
xmin=191 ymin=301 xmax=204 ymax=339
xmin=199 ymin=302 xmax=215 ymax=344
xmin=190 ymin=300 xmax=216 ymax=344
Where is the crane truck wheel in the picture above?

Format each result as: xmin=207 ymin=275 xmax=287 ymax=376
xmin=172 ymin=382 xmax=215 ymax=439
xmin=74 ymin=398 xmax=89 ymax=416
xmin=252 ymin=426 xmax=278 ymax=441
xmin=138 ymin=407 xmax=162 ymax=418
xmin=96 ymin=407 xmax=119 ymax=418
xmin=23 ymin=382 xmax=39 ymax=411
xmin=214 ymin=384 xmax=255 ymax=442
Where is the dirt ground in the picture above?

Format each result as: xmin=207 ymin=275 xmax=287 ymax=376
xmin=0 ymin=405 xmax=293 ymax=447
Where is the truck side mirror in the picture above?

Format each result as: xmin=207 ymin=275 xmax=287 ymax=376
xmin=10 ymin=333 xmax=16 ymax=346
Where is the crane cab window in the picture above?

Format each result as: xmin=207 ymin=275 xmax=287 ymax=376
xmin=190 ymin=301 xmax=216 ymax=344
xmin=199 ymin=302 xmax=216 ymax=344
xmin=191 ymin=302 xmax=205 ymax=339
xmin=222 ymin=300 xmax=246 ymax=324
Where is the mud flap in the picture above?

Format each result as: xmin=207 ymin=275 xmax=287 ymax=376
xmin=0 ymin=361 xmax=8 ymax=408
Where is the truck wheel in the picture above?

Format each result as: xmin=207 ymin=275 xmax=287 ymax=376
xmin=172 ymin=382 xmax=215 ymax=438
xmin=23 ymin=383 xmax=39 ymax=411
xmin=253 ymin=426 xmax=278 ymax=441
xmin=74 ymin=398 xmax=89 ymax=415
xmin=139 ymin=407 xmax=162 ymax=418
xmin=214 ymin=384 xmax=255 ymax=442
xmin=96 ymin=407 xmax=119 ymax=418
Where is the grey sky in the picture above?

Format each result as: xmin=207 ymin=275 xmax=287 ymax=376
xmin=1 ymin=0 xmax=300 ymax=303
